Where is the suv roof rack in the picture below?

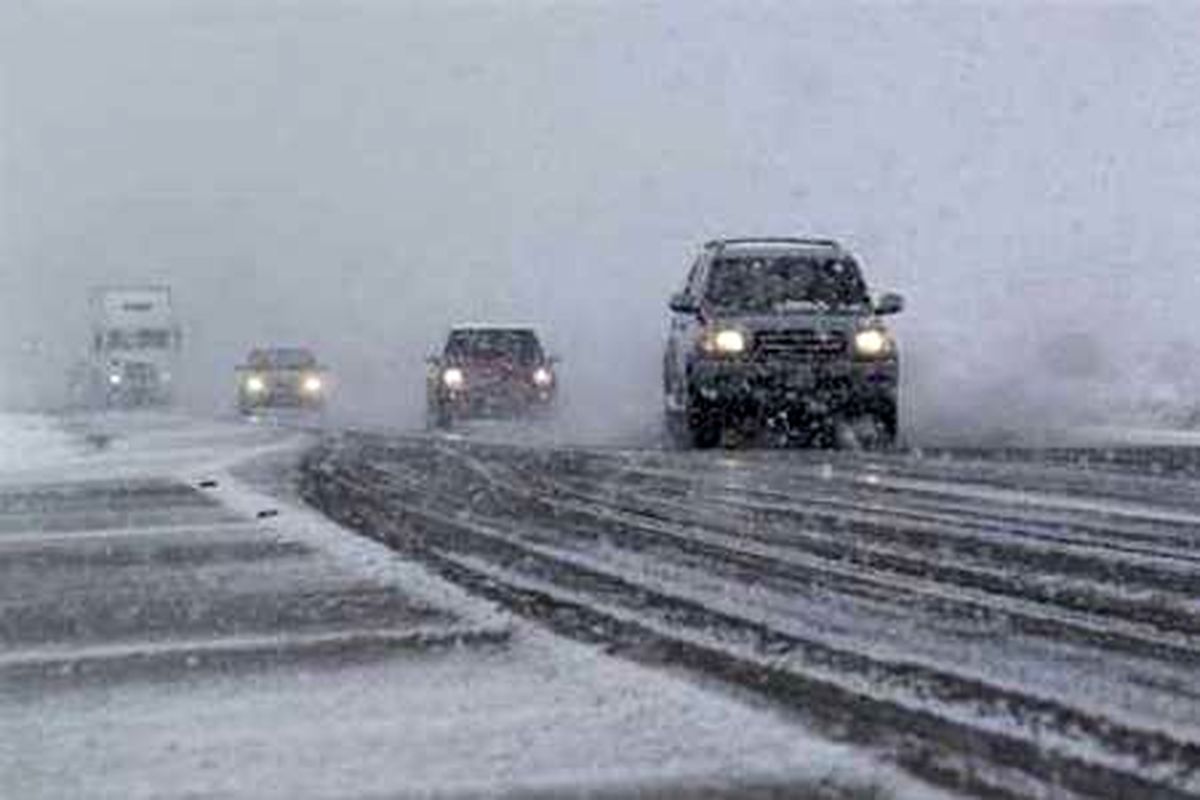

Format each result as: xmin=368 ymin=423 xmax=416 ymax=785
xmin=704 ymin=237 xmax=842 ymax=251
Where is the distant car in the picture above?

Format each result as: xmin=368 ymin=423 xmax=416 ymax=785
xmin=663 ymin=237 xmax=904 ymax=448
xmin=236 ymin=347 xmax=329 ymax=414
xmin=426 ymin=325 xmax=558 ymax=428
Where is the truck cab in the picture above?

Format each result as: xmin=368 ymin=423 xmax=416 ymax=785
xmin=87 ymin=287 xmax=182 ymax=409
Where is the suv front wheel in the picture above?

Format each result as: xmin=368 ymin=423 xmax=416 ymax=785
xmin=665 ymin=390 xmax=722 ymax=449
xmin=837 ymin=403 xmax=897 ymax=450
xmin=426 ymin=400 xmax=452 ymax=431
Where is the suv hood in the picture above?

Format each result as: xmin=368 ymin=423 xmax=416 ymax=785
xmin=706 ymin=310 xmax=870 ymax=335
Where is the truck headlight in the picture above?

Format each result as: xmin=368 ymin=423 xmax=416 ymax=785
xmin=854 ymin=329 xmax=892 ymax=358
xmin=442 ymin=368 xmax=465 ymax=389
xmin=245 ymin=375 xmax=266 ymax=394
xmin=703 ymin=328 xmax=748 ymax=355
xmin=532 ymin=367 xmax=553 ymax=387
xmin=301 ymin=375 xmax=323 ymax=394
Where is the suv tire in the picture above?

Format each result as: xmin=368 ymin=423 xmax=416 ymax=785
xmin=427 ymin=404 xmax=452 ymax=431
xmin=687 ymin=419 xmax=721 ymax=449
xmin=837 ymin=404 xmax=897 ymax=450
xmin=686 ymin=396 xmax=722 ymax=449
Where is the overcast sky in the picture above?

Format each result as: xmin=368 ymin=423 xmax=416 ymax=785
xmin=3 ymin=1 xmax=1200 ymax=438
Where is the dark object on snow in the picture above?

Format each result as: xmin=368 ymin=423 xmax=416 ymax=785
xmin=85 ymin=433 xmax=112 ymax=450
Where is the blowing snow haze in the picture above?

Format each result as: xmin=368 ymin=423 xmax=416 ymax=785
xmin=3 ymin=1 xmax=1200 ymax=441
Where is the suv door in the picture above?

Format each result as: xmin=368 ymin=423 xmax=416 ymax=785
xmin=664 ymin=253 xmax=707 ymax=406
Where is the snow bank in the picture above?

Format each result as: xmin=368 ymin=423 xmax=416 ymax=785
xmin=0 ymin=414 xmax=81 ymax=474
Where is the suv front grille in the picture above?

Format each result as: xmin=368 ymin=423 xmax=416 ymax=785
xmin=754 ymin=329 xmax=847 ymax=360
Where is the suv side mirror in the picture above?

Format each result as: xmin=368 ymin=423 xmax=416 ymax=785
xmin=874 ymin=292 xmax=904 ymax=316
xmin=669 ymin=292 xmax=699 ymax=314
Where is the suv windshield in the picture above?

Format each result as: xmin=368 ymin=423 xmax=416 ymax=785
xmin=249 ymin=348 xmax=317 ymax=369
xmin=445 ymin=329 xmax=543 ymax=364
xmin=706 ymin=256 xmax=869 ymax=312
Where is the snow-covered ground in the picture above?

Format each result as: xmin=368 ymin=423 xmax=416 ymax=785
xmin=0 ymin=414 xmax=81 ymax=473
xmin=0 ymin=412 xmax=939 ymax=800
xmin=302 ymin=429 xmax=1200 ymax=797
xmin=7 ymin=634 xmax=917 ymax=800
xmin=0 ymin=411 xmax=307 ymax=488
xmin=1061 ymin=424 xmax=1200 ymax=448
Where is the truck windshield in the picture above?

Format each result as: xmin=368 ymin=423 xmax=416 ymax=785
xmin=105 ymin=329 xmax=173 ymax=350
xmin=445 ymin=330 xmax=543 ymax=364
xmin=706 ymin=256 xmax=869 ymax=312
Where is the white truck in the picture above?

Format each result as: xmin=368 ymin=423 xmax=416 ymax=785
xmin=83 ymin=286 xmax=182 ymax=408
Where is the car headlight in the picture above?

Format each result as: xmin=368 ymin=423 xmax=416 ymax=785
xmin=703 ymin=328 xmax=748 ymax=355
xmin=532 ymin=367 xmax=553 ymax=387
xmin=244 ymin=375 xmax=266 ymax=393
xmin=108 ymin=373 xmax=122 ymax=386
xmin=301 ymin=375 xmax=323 ymax=394
xmin=854 ymin=328 xmax=893 ymax=358
xmin=442 ymin=367 xmax=465 ymax=389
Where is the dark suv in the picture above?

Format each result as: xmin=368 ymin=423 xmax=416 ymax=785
xmin=663 ymin=238 xmax=904 ymax=448
xmin=426 ymin=325 xmax=557 ymax=428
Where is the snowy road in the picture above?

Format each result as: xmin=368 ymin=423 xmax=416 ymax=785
xmin=0 ymin=414 xmax=932 ymax=800
xmin=304 ymin=430 xmax=1200 ymax=799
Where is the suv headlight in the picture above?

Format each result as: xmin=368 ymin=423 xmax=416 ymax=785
xmin=442 ymin=367 xmax=465 ymax=389
xmin=301 ymin=374 xmax=323 ymax=394
xmin=701 ymin=327 xmax=749 ymax=356
xmin=244 ymin=375 xmax=266 ymax=393
xmin=853 ymin=328 xmax=893 ymax=358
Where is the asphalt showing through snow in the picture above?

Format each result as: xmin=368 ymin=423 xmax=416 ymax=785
xmin=0 ymin=476 xmax=478 ymax=687
xmin=304 ymin=430 xmax=1200 ymax=800
xmin=1 ymin=413 xmax=929 ymax=800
